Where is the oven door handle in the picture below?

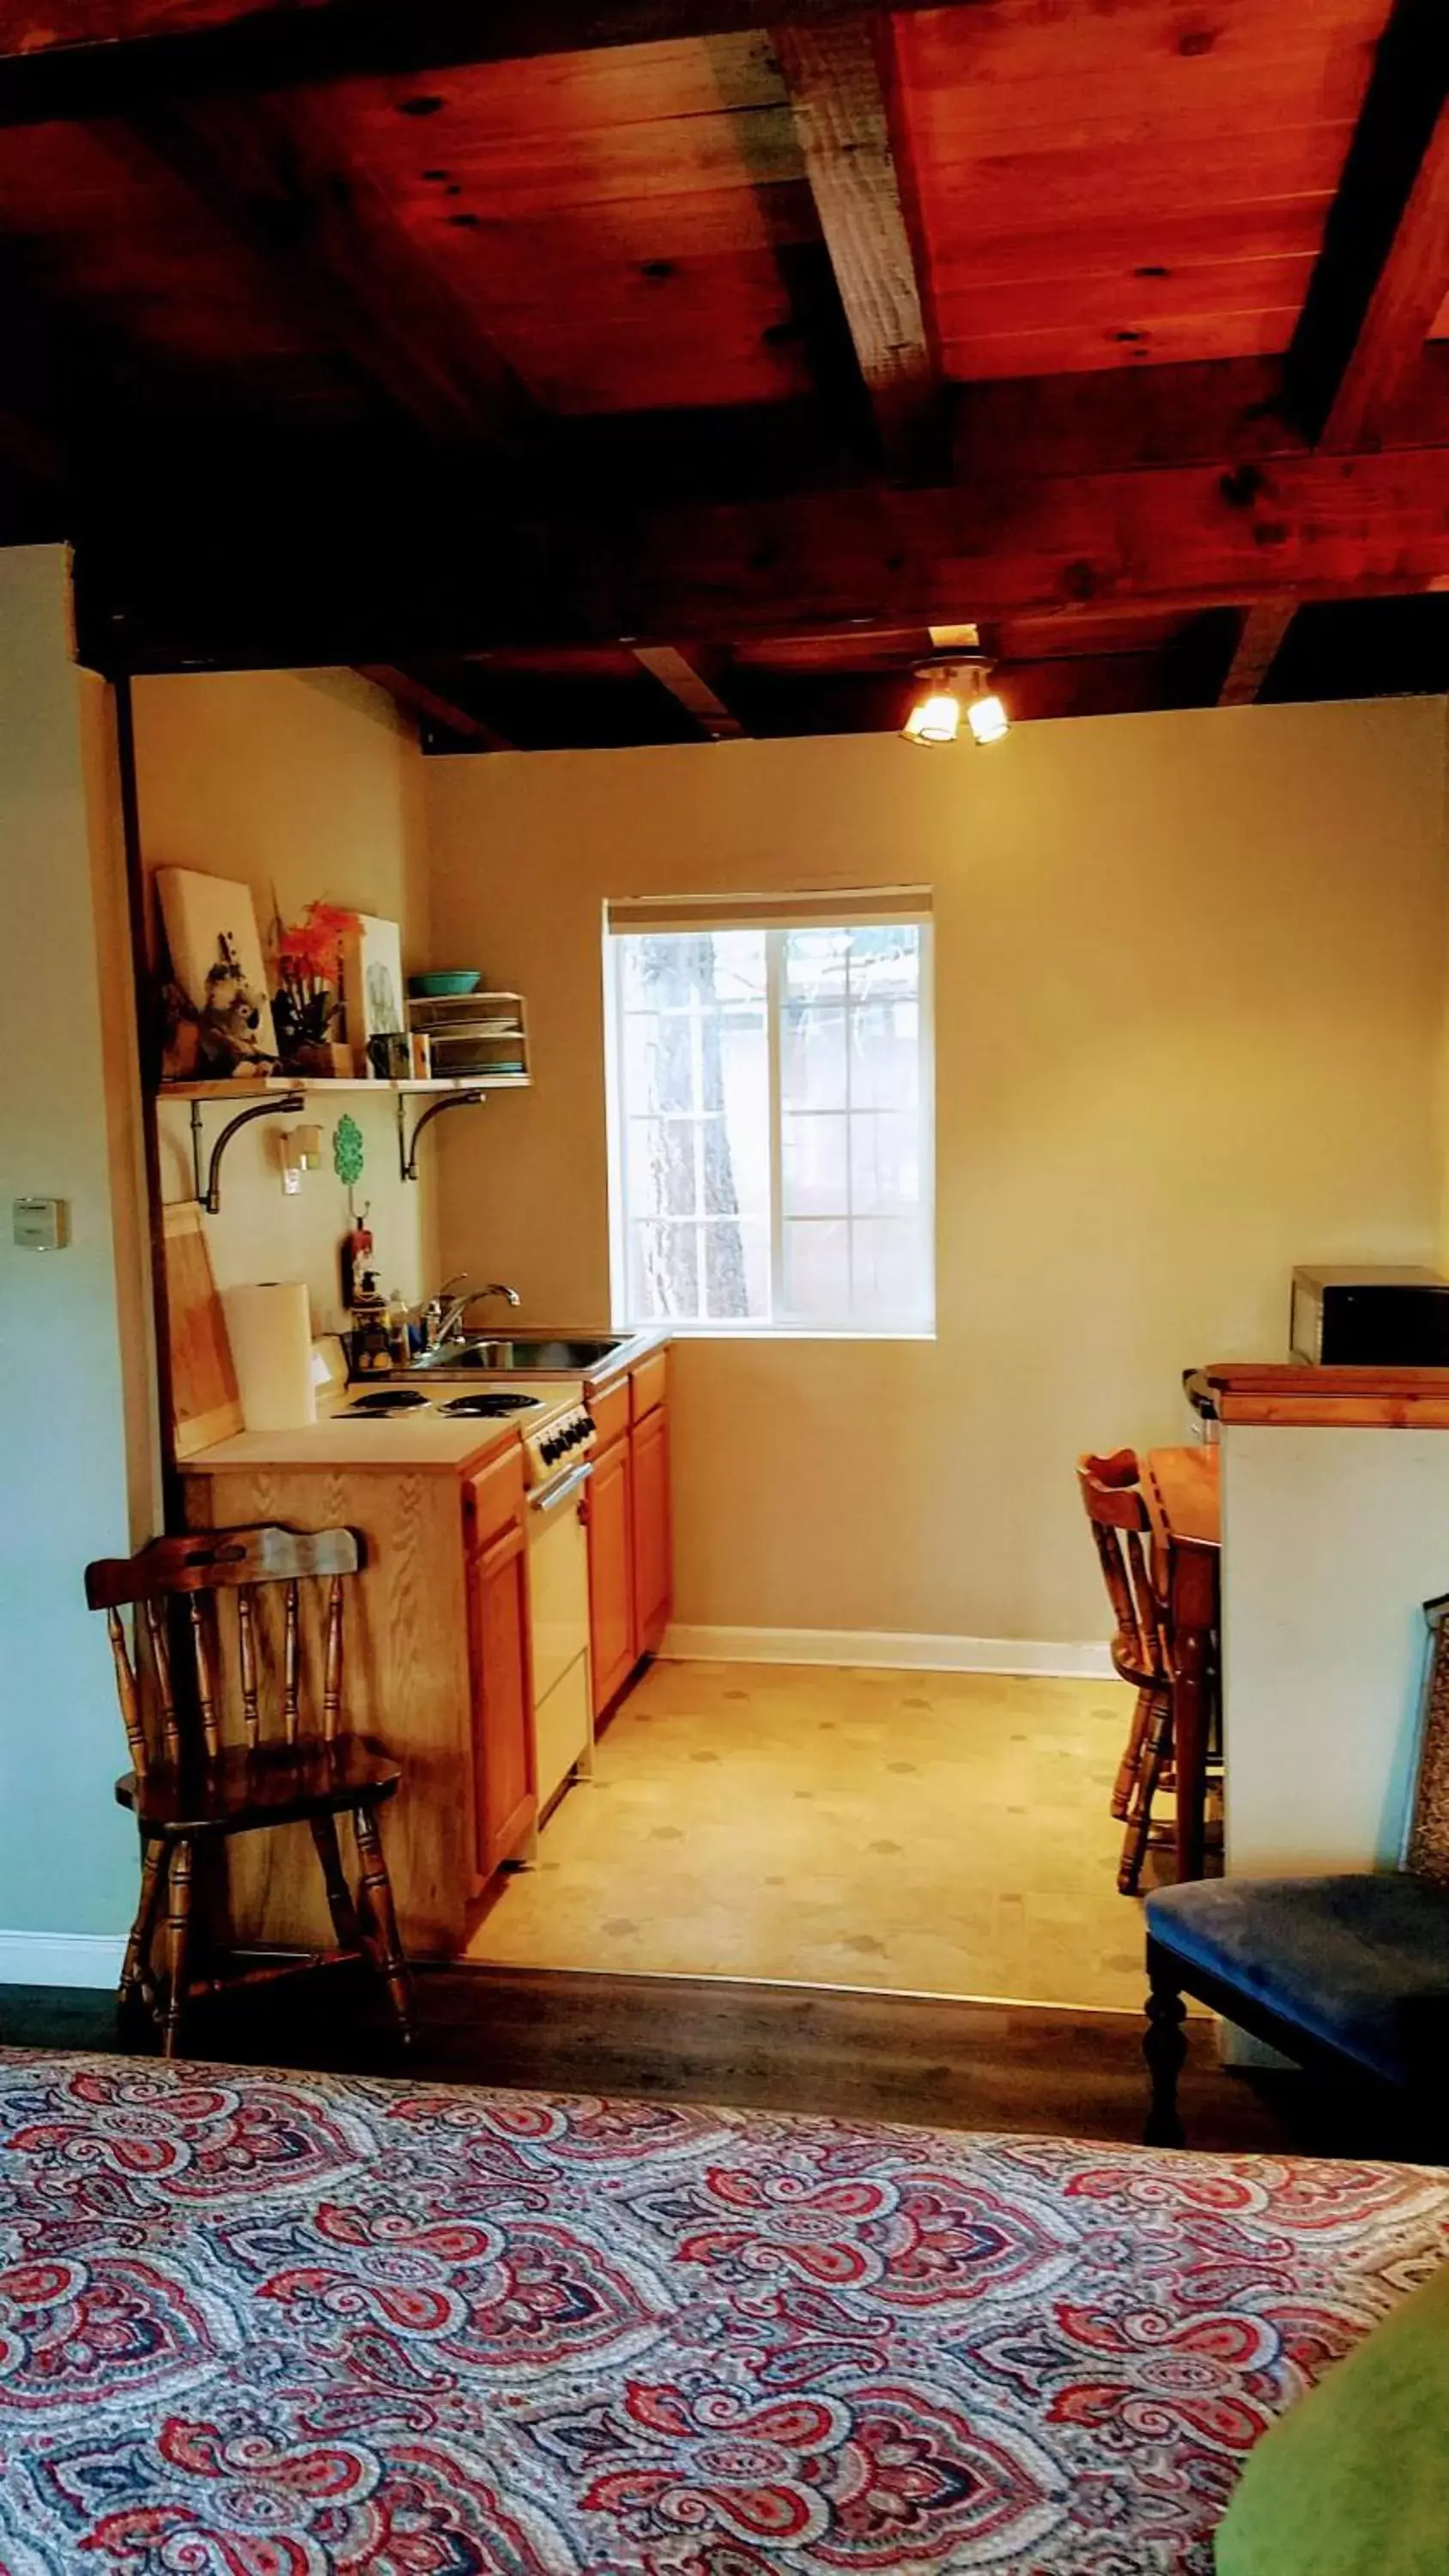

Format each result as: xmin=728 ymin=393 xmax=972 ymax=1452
xmin=530 ymin=1459 xmax=594 ymax=1514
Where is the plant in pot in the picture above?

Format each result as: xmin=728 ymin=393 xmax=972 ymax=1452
xmin=272 ymin=901 xmax=361 ymax=1075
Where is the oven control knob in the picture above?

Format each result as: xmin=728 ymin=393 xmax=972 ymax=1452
xmin=542 ymin=1436 xmax=559 ymax=1464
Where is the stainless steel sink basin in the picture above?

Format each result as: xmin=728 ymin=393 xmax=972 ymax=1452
xmin=416 ymin=1334 xmax=627 ymax=1375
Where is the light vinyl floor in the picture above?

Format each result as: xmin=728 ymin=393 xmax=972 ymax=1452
xmin=466 ymin=1659 xmax=1161 ymax=2011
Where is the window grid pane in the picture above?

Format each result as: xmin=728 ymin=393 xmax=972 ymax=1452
xmin=609 ymin=920 xmax=931 ymax=1333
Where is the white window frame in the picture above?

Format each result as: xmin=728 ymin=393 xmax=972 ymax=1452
xmin=603 ymin=895 xmax=935 ymax=1341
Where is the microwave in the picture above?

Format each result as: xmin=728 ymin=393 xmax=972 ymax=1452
xmin=1289 ymin=1266 xmax=1449 ymax=1366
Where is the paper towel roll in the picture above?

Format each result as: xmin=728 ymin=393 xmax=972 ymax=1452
xmin=222 ymin=1282 xmax=318 ymax=1431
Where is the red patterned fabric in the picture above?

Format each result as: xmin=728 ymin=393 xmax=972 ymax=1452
xmin=0 ymin=2051 xmax=1446 ymax=2572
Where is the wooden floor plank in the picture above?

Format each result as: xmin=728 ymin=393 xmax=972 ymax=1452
xmin=0 ymin=1965 xmax=1419 ymax=2160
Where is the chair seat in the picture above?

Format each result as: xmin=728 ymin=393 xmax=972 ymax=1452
xmin=116 ymin=1736 xmax=402 ymax=1837
xmin=1147 ymin=1873 xmax=1449 ymax=2091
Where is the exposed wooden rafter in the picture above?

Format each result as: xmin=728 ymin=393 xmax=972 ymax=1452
xmin=1217 ymin=598 xmax=1297 ymax=707
xmin=82 ymin=441 xmax=1449 ymax=672
xmin=0 ymin=0 xmax=961 ymax=124
xmin=1286 ymin=0 xmax=1449 ymax=450
xmin=133 ymin=89 xmax=543 ymax=457
xmin=773 ymin=17 xmax=942 ymax=477
xmin=357 ymin=665 xmax=515 ymax=750
xmin=633 ymin=645 xmax=747 ymax=739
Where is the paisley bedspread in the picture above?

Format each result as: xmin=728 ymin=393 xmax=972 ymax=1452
xmin=1 ymin=2050 xmax=1446 ymax=2573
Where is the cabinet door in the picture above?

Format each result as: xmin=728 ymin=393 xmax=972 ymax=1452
xmin=587 ymin=1433 xmax=635 ymax=1716
xmin=470 ymin=1517 xmax=536 ymax=1880
xmin=632 ymin=1402 xmax=672 ymax=1658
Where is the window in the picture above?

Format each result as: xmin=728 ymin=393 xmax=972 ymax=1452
xmin=604 ymin=891 xmax=934 ymax=1335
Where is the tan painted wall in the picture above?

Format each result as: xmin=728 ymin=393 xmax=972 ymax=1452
xmin=134 ymin=670 xmax=438 ymax=1330
xmin=427 ymin=696 xmax=1449 ymax=1644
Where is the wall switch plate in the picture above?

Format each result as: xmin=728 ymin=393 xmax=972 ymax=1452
xmin=13 ymin=1197 xmax=70 ymax=1251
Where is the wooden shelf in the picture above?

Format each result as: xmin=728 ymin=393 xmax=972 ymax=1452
xmin=156 ymin=1074 xmax=530 ymax=1101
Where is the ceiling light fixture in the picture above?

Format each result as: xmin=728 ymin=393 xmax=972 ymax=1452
xmin=901 ymin=635 xmax=1009 ymax=748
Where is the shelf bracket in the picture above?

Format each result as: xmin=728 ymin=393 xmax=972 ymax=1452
xmin=398 ymin=1087 xmax=486 ymax=1182
xmin=191 ymin=1091 xmax=306 ymax=1214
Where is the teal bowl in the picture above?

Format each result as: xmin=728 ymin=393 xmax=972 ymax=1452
xmin=409 ymin=969 xmax=483 ymax=998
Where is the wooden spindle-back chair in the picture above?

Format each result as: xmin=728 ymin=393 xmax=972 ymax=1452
xmin=1076 ymin=1450 xmax=1178 ymax=1895
xmin=85 ymin=1524 xmax=411 ymax=2058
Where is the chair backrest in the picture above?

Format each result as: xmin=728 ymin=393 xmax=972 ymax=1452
xmin=1076 ymin=1449 xmax=1169 ymax=1687
xmin=85 ymin=1525 xmax=365 ymax=1777
xmin=1408 ymin=1593 xmax=1449 ymax=1886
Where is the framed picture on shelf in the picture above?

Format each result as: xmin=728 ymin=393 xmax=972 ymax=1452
xmin=341 ymin=915 xmax=405 ymax=1075
xmin=156 ymin=867 xmax=279 ymax=1078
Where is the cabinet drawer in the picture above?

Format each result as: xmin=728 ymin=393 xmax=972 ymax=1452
xmin=630 ymin=1348 xmax=668 ymax=1423
xmin=589 ymin=1377 xmax=630 ymax=1453
xmin=463 ymin=1441 xmax=524 ymax=1552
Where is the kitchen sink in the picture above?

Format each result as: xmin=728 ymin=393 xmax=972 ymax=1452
xmin=415 ymin=1334 xmax=627 ymax=1375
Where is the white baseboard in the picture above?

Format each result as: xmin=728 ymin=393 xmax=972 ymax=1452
xmin=0 ymin=1930 xmax=127 ymax=1991
xmin=658 ymin=1625 xmax=1114 ymax=1681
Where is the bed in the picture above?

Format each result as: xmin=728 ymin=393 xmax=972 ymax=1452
xmin=2 ymin=2050 xmax=1446 ymax=2573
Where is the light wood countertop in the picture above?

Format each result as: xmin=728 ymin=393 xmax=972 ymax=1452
xmin=179 ymin=1388 xmax=575 ymax=1475
xmin=178 ymin=1328 xmax=670 ymax=1473
xmin=1205 ymin=1362 xmax=1449 ymax=1428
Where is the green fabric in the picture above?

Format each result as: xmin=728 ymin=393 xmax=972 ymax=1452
xmin=1216 ymin=2261 xmax=1449 ymax=2575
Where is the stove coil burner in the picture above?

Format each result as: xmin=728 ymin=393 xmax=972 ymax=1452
xmin=345 ymin=1388 xmax=432 ymax=1414
xmin=439 ymin=1393 xmax=545 ymax=1419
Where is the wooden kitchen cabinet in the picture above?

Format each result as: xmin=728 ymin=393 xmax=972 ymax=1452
xmin=632 ymin=1400 xmax=672 ymax=1656
xmin=587 ymin=1431 xmax=635 ymax=1714
xmin=586 ymin=1347 xmax=672 ymax=1717
xmin=184 ymin=1430 xmax=538 ymax=1956
xmin=469 ymin=1515 xmax=536 ymax=1880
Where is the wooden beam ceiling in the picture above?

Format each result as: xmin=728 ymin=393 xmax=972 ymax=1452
xmin=773 ymin=17 xmax=941 ymax=477
xmin=1286 ymin=0 xmax=1449 ymax=450
xmin=633 ymin=644 xmax=746 ymax=738
xmin=356 ymin=665 xmax=515 ymax=750
xmin=1217 ymin=598 xmax=1298 ymax=707
xmin=82 ymin=438 xmax=1449 ymax=671
xmin=134 ymin=90 xmax=543 ymax=457
xmin=0 ymin=0 xmax=965 ymax=124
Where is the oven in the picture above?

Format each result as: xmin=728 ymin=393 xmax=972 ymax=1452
xmin=521 ymin=1402 xmax=597 ymax=1817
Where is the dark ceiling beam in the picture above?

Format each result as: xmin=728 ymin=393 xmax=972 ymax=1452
xmin=578 ymin=444 xmax=1449 ymax=646
xmin=0 ymin=0 xmax=973 ymax=124
xmin=1285 ymin=0 xmax=1449 ymax=450
xmin=773 ymin=17 xmax=943 ymax=478
xmin=128 ymin=89 xmax=544 ymax=455
xmin=80 ymin=438 xmax=1449 ymax=671
xmin=1217 ymin=598 xmax=1298 ymax=706
xmin=633 ymin=644 xmax=747 ymax=738
xmin=356 ymin=664 xmax=515 ymax=750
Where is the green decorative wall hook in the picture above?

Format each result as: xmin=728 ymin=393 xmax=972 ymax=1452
xmin=333 ymin=1113 xmax=365 ymax=1187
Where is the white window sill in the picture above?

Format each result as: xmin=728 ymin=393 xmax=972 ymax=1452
xmin=615 ymin=1325 xmax=938 ymax=1345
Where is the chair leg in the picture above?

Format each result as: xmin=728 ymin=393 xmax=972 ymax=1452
xmin=1144 ymin=1947 xmax=1187 ymax=2148
xmin=1111 ymin=1686 xmax=1154 ymax=1822
xmin=120 ymin=1837 xmax=166 ymax=2014
xmin=309 ymin=1814 xmax=366 ymax=1953
xmin=161 ymin=1838 xmax=195 ymax=2062
xmin=353 ymin=1805 xmax=413 ymax=2045
xmin=1119 ymin=1689 xmax=1173 ymax=1896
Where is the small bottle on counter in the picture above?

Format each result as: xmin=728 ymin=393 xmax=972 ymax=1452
xmin=388 ymin=1289 xmax=412 ymax=1370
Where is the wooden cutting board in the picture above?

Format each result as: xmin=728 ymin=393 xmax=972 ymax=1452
xmin=162 ymin=1200 xmax=243 ymax=1459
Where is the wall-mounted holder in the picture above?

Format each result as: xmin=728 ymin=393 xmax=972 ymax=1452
xmin=190 ymin=1091 xmax=306 ymax=1213
xmin=397 ymin=1087 xmax=485 ymax=1182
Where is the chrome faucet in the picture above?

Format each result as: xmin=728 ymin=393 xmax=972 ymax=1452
xmin=430 ymin=1275 xmax=522 ymax=1348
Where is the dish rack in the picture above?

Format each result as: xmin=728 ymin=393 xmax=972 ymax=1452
xmin=405 ymin=990 xmax=530 ymax=1084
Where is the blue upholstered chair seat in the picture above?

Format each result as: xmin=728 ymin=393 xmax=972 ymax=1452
xmin=1146 ymin=1874 xmax=1449 ymax=2092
